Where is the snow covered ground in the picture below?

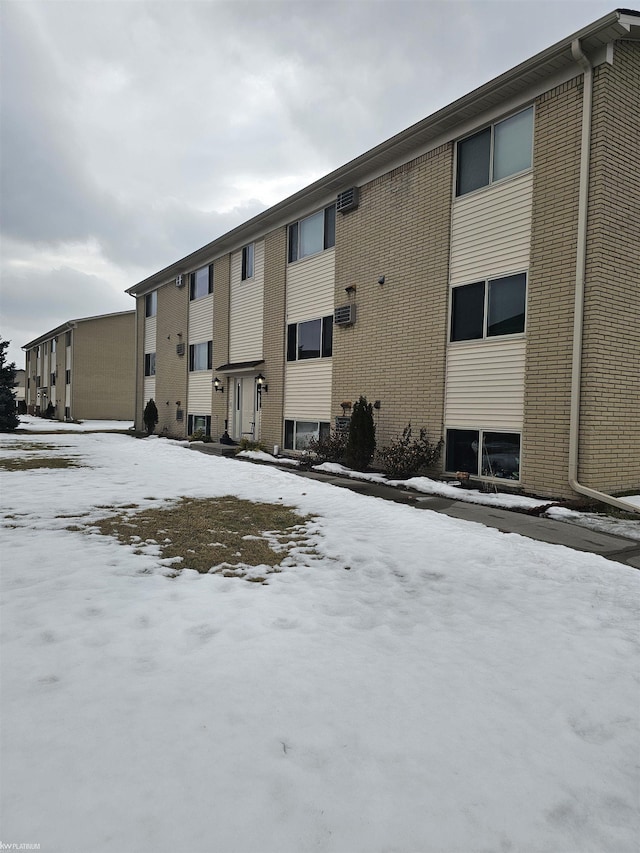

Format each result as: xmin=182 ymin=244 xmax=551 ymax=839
xmin=1 ymin=432 xmax=639 ymax=853
xmin=16 ymin=415 xmax=134 ymax=432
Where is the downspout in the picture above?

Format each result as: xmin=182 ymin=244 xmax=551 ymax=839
xmin=568 ymin=39 xmax=638 ymax=514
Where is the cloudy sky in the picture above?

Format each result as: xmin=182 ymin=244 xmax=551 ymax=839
xmin=1 ymin=0 xmax=615 ymax=366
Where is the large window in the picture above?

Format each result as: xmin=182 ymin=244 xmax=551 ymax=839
xmin=446 ymin=429 xmax=521 ymax=481
xmin=288 ymin=205 xmax=336 ymax=263
xmin=145 ymin=291 xmax=157 ymax=317
xmin=189 ymin=341 xmax=212 ymax=372
xmin=450 ymin=273 xmax=526 ymax=342
xmin=190 ymin=265 xmax=213 ymax=300
xmin=456 ymin=107 xmax=533 ymax=196
xmin=284 ymin=420 xmax=330 ymax=451
xmin=144 ymin=353 xmax=156 ymax=376
xmin=241 ymin=244 xmax=254 ymax=280
xmin=287 ymin=316 xmax=333 ymax=361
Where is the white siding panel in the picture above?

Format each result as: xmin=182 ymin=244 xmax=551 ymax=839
xmin=65 ymin=348 xmax=71 ymax=370
xmin=189 ymin=294 xmax=213 ymax=343
xmin=445 ymin=338 xmax=525 ymax=430
xmin=144 ymin=317 xmax=157 ymax=352
xmin=284 ymin=360 xmax=332 ymax=420
xmin=287 ymin=249 xmax=335 ymax=324
xmin=450 ymin=173 xmax=533 ymax=285
xmin=188 ymin=373 xmax=213 ymax=412
xmin=143 ymin=377 xmax=156 ymax=406
xmin=229 ymin=241 xmax=264 ymax=362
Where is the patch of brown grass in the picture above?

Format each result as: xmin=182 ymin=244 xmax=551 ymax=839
xmin=0 ymin=457 xmax=83 ymax=471
xmin=89 ymin=496 xmax=317 ymax=581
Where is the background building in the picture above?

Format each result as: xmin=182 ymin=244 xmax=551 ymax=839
xmin=23 ymin=311 xmax=135 ymax=421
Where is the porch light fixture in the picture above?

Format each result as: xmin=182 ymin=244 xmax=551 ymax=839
xmin=256 ymin=373 xmax=268 ymax=393
xmin=213 ymin=377 xmax=224 ymax=393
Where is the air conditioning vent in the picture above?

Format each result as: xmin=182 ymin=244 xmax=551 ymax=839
xmin=175 ymin=274 xmax=184 ymax=288
xmin=334 ymin=304 xmax=356 ymax=326
xmin=176 ymin=342 xmax=185 ymax=356
xmin=335 ymin=416 xmax=351 ymax=433
xmin=336 ymin=187 xmax=359 ymax=214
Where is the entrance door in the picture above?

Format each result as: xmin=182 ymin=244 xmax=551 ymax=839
xmin=232 ymin=376 xmax=256 ymax=441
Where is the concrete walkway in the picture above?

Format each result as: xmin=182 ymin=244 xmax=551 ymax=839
xmin=190 ymin=445 xmax=640 ymax=569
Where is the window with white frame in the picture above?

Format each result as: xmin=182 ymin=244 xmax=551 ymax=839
xmin=287 ymin=316 xmax=333 ymax=361
xmin=241 ymin=244 xmax=254 ymax=280
xmin=450 ymin=273 xmax=526 ymax=342
xmin=446 ymin=429 xmax=521 ymax=481
xmin=284 ymin=420 xmax=330 ymax=451
xmin=190 ymin=265 xmax=213 ymax=300
xmin=144 ymin=353 xmax=156 ymax=376
xmin=145 ymin=291 xmax=157 ymax=317
xmin=288 ymin=205 xmax=336 ymax=263
xmin=189 ymin=341 xmax=212 ymax=372
xmin=456 ymin=107 xmax=533 ymax=197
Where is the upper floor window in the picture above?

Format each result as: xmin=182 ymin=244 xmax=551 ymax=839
xmin=65 ymin=331 xmax=72 ymax=347
xmin=144 ymin=353 xmax=156 ymax=377
xmin=190 ymin=265 xmax=213 ymax=300
xmin=450 ymin=273 xmax=526 ymax=342
xmin=51 ymin=337 xmax=56 ymax=353
xmin=288 ymin=205 xmax=336 ymax=263
xmin=145 ymin=291 xmax=157 ymax=317
xmin=241 ymin=244 xmax=254 ymax=281
xmin=287 ymin=316 xmax=333 ymax=361
xmin=456 ymin=107 xmax=533 ymax=197
xmin=189 ymin=341 xmax=212 ymax=372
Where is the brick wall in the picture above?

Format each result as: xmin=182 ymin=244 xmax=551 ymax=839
xmin=260 ymin=227 xmax=287 ymax=450
xmin=523 ymin=77 xmax=583 ymax=499
xmin=155 ymin=283 xmax=189 ymax=437
xmin=332 ymin=144 xmax=453 ymax=455
xmin=580 ymin=41 xmax=640 ymax=494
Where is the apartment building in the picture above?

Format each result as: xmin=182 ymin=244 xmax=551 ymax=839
xmin=23 ymin=311 xmax=135 ymax=421
xmin=126 ymin=9 xmax=639 ymax=502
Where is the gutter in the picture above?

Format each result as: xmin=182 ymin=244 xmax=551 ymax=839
xmin=568 ymin=38 xmax=638 ymax=515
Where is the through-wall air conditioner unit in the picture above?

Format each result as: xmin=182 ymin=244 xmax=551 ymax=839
xmin=334 ymin=304 xmax=356 ymax=326
xmin=336 ymin=187 xmax=359 ymax=214
xmin=175 ymin=274 xmax=184 ymax=288
xmin=176 ymin=342 xmax=185 ymax=356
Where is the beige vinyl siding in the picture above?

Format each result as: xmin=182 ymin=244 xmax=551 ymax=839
xmin=188 ymin=373 xmax=212 ymax=413
xmin=229 ymin=241 xmax=264 ymax=362
xmin=188 ymin=293 xmax=213 ymax=343
xmin=286 ymin=248 xmax=335 ymax=324
xmin=143 ymin=377 xmax=156 ymax=406
xmin=284 ymin=360 xmax=332 ymax=421
xmin=144 ymin=316 xmax=157 ymax=352
xmin=445 ymin=338 xmax=526 ymax=430
xmin=449 ymin=173 xmax=533 ymax=286
xmin=65 ymin=346 xmax=71 ymax=370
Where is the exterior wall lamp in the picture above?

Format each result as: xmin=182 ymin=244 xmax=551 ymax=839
xmin=213 ymin=377 xmax=224 ymax=393
xmin=256 ymin=373 xmax=268 ymax=393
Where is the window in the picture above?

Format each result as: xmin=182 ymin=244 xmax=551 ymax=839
xmin=44 ymin=342 xmax=48 ymax=355
xmin=241 ymin=244 xmax=254 ymax=280
xmin=284 ymin=420 xmax=330 ymax=451
xmin=288 ymin=205 xmax=336 ymax=262
xmin=36 ymin=375 xmax=40 ymax=387
xmin=51 ymin=337 xmax=56 ymax=354
xmin=144 ymin=353 xmax=156 ymax=377
xmin=65 ymin=370 xmax=71 ymax=385
xmin=287 ymin=316 xmax=333 ymax=361
xmin=187 ymin=414 xmax=211 ymax=437
xmin=145 ymin=291 xmax=157 ymax=317
xmin=65 ymin=331 xmax=72 ymax=347
xmin=190 ymin=265 xmax=213 ymax=300
xmin=450 ymin=273 xmax=526 ymax=342
xmin=65 ymin=406 xmax=70 ymax=420
xmin=446 ymin=429 xmax=521 ymax=481
xmin=456 ymin=107 xmax=533 ymax=196
xmin=51 ymin=372 xmax=56 ymax=386
xmin=189 ymin=341 xmax=212 ymax=372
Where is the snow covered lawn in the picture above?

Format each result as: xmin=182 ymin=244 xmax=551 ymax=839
xmin=1 ymin=433 xmax=638 ymax=853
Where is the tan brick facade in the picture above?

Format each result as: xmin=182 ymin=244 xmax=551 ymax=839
xmin=332 ymin=144 xmax=453 ymax=454
xmin=580 ymin=42 xmax=640 ymax=494
xmin=522 ymin=77 xmax=584 ymax=499
xmin=260 ymin=227 xmax=287 ymax=450
xmin=155 ymin=281 xmax=189 ymax=438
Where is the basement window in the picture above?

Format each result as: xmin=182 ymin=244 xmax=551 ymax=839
xmin=445 ymin=429 xmax=521 ymax=481
xmin=284 ymin=420 xmax=330 ymax=451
